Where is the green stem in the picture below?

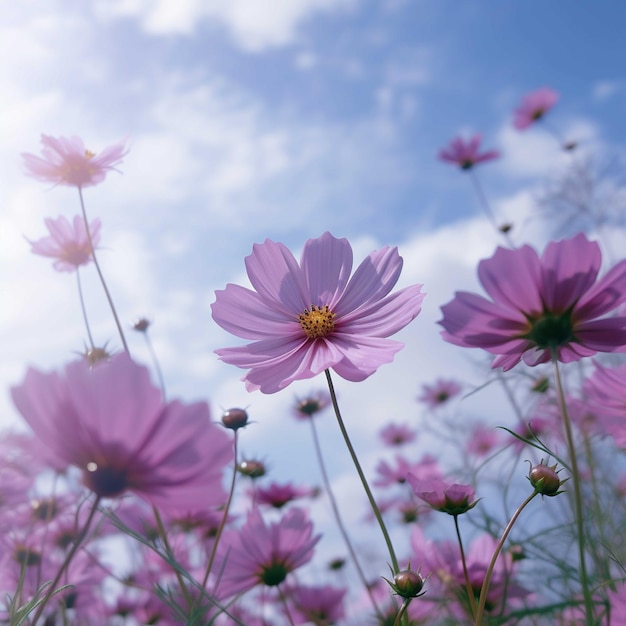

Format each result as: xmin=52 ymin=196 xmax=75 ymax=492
xmin=552 ymin=356 xmax=594 ymax=625
xmin=474 ymin=491 xmax=538 ymax=625
xmin=76 ymin=269 xmax=95 ymax=349
xmin=142 ymin=329 xmax=167 ymax=400
xmin=30 ymin=496 xmax=101 ymax=626
xmin=324 ymin=369 xmax=399 ymax=573
xmin=392 ymin=600 xmax=410 ymax=626
xmin=77 ymin=187 xmax=129 ymax=353
xmin=454 ymin=514 xmax=477 ymax=620
xmin=469 ymin=170 xmax=514 ymax=247
xmin=308 ymin=416 xmax=384 ymax=620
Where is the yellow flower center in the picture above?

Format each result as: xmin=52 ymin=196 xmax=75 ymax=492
xmin=85 ymin=149 xmax=96 ymax=159
xmin=298 ymin=305 xmax=336 ymax=339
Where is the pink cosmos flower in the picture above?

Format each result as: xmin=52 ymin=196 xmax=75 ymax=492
xmin=11 ymin=354 xmax=232 ymax=513
xmin=215 ymin=507 xmax=320 ymax=597
xmin=466 ymin=424 xmax=500 ymax=457
xmin=417 ymin=377 xmax=462 ymax=408
xmin=293 ymin=390 xmax=331 ymax=419
xmin=28 ymin=215 xmax=101 ymax=272
xmin=584 ymin=362 xmax=626 ymax=447
xmin=407 ymin=476 xmax=477 ymax=515
xmin=212 ymin=232 xmax=425 ymax=393
xmin=288 ymin=583 xmax=347 ymax=624
xmin=512 ymin=87 xmax=559 ymax=130
xmin=439 ymin=233 xmax=626 ymax=371
xmin=379 ymin=422 xmax=417 ymax=446
xmin=255 ymin=481 xmax=313 ymax=509
xmin=438 ymin=134 xmax=500 ymax=170
xmin=374 ymin=454 xmax=442 ymax=487
xmin=22 ymin=134 xmax=127 ymax=187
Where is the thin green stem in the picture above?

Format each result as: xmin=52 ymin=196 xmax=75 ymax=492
xmin=77 ymin=187 xmax=129 ymax=353
xmin=152 ymin=505 xmax=193 ymax=610
xmin=469 ymin=170 xmax=514 ymax=247
xmin=474 ymin=491 xmax=538 ymax=626
xmin=75 ymin=269 xmax=95 ymax=349
xmin=30 ymin=496 xmax=101 ymax=626
xmin=200 ymin=431 xmax=239 ymax=593
xmin=308 ymin=417 xmax=384 ymax=621
xmin=392 ymin=600 xmax=410 ymax=626
xmin=552 ymin=356 xmax=595 ymax=625
xmin=278 ymin=585 xmax=296 ymax=626
xmin=453 ymin=514 xmax=477 ymax=620
xmin=142 ymin=329 xmax=167 ymax=400
xmin=324 ymin=369 xmax=399 ymax=574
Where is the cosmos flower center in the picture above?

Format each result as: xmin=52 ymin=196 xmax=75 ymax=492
xmin=260 ymin=562 xmax=289 ymax=586
xmin=525 ymin=312 xmax=574 ymax=349
xmin=85 ymin=149 xmax=96 ymax=159
xmin=298 ymin=305 xmax=336 ymax=339
xmin=83 ymin=461 xmax=128 ymax=498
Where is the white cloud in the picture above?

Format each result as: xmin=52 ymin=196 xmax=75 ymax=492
xmin=94 ymin=0 xmax=358 ymax=51
xmin=592 ymin=79 xmax=621 ymax=103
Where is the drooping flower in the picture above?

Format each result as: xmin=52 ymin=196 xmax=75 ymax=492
xmin=512 ymin=87 xmax=559 ymax=130
xmin=439 ymin=233 xmax=626 ymax=371
xmin=28 ymin=215 xmax=101 ymax=272
xmin=417 ymin=378 xmax=462 ymax=408
xmin=22 ymin=134 xmax=127 ymax=187
xmin=407 ymin=476 xmax=477 ymax=515
xmin=214 ymin=507 xmax=320 ymax=597
xmin=212 ymin=232 xmax=425 ymax=393
xmin=438 ymin=134 xmax=500 ymax=170
xmin=10 ymin=354 xmax=232 ymax=513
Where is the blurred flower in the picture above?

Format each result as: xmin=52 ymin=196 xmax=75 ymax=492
xmin=22 ymin=134 xmax=127 ymax=187
xmin=212 ymin=231 xmax=424 ymax=393
xmin=584 ymin=361 xmax=626 ymax=447
xmin=379 ymin=422 xmax=417 ymax=446
xmin=512 ymin=87 xmax=559 ymax=130
xmin=465 ymin=424 xmax=500 ymax=457
xmin=374 ymin=454 xmax=442 ymax=487
xmin=438 ymin=134 xmax=500 ymax=170
xmin=418 ymin=378 xmax=462 ymax=408
xmin=293 ymin=390 xmax=331 ymax=419
xmin=11 ymin=354 xmax=232 ymax=512
xmin=288 ymin=583 xmax=347 ymax=624
xmin=215 ymin=507 xmax=320 ymax=597
xmin=407 ymin=476 xmax=477 ymax=515
xmin=439 ymin=233 xmax=626 ymax=371
xmin=28 ymin=215 xmax=101 ymax=272
xmin=255 ymin=481 xmax=313 ymax=509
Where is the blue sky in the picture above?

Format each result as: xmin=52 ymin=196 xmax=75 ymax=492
xmin=2 ymin=0 xmax=626 ymax=574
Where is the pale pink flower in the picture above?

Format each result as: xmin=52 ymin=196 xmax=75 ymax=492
xmin=215 ymin=507 xmax=320 ymax=597
xmin=11 ymin=354 xmax=232 ymax=513
xmin=466 ymin=423 xmax=500 ymax=457
xmin=512 ymin=87 xmax=559 ymax=130
xmin=255 ymin=481 xmax=313 ymax=509
xmin=407 ymin=476 xmax=477 ymax=515
xmin=288 ymin=583 xmax=347 ymax=624
xmin=417 ymin=378 xmax=462 ymax=408
xmin=28 ymin=215 xmax=100 ymax=272
xmin=374 ymin=454 xmax=442 ymax=487
xmin=438 ymin=134 xmax=500 ymax=169
xmin=22 ymin=134 xmax=127 ymax=187
xmin=440 ymin=233 xmax=626 ymax=371
xmin=212 ymin=232 xmax=425 ymax=393
xmin=379 ymin=422 xmax=417 ymax=446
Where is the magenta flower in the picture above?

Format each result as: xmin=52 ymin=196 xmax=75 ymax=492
xmin=10 ymin=354 xmax=233 ymax=512
xmin=584 ymin=362 xmax=626 ymax=447
xmin=512 ymin=87 xmax=559 ymax=130
xmin=212 ymin=232 xmax=425 ymax=393
xmin=22 ymin=134 xmax=127 ymax=188
xmin=379 ymin=422 xmax=417 ymax=446
xmin=407 ymin=476 xmax=477 ymax=515
xmin=417 ymin=378 xmax=462 ymax=408
xmin=215 ymin=507 xmax=320 ymax=597
xmin=255 ymin=481 xmax=313 ymax=509
xmin=439 ymin=233 xmax=626 ymax=371
xmin=438 ymin=134 xmax=500 ymax=170
xmin=289 ymin=583 xmax=347 ymax=624
xmin=28 ymin=215 xmax=101 ymax=272
xmin=374 ymin=454 xmax=442 ymax=487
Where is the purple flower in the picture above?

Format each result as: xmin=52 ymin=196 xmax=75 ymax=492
xmin=417 ymin=378 xmax=462 ymax=408
xmin=10 ymin=354 xmax=232 ymax=513
xmin=438 ymin=134 xmax=500 ymax=170
xmin=288 ymin=583 xmax=347 ymax=624
xmin=212 ymin=232 xmax=425 ymax=393
xmin=584 ymin=362 xmax=626 ymax=447
xmin=28 ymin=215 xmax=101 ymax=272
xmin=379 ymin=422 xmax=417 ymax=446
xmin=255 ymin=481 xmax=313 ymax=509
xmin=512 ymin=87 xmax=559 ymax=130
xmin=407 ymin=476 xmax=477 ymax=515
xmin=374 ymin=454 xmax=442 ymax=487
xmin=22 ymin=134 xmax=127 ymax=188
xmin=439 ymin=233 xmax=626 ymax=371
xmin=215 ymin=507 xmax=320 ymax=597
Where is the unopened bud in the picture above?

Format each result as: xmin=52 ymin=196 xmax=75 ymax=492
xmin=132 ymin=318 xmax=151 ymax=332
xmin=529 ymin=462 xmax=563 ymax=496
xmin=221 ymin=408 xmax=249 ymax=431
xmin=389 ymin=569 xmax=425 ymax=599
xmin=238 ymin=459 xmax=266 ymax=479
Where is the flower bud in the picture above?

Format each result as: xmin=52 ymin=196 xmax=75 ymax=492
xmin=529 ymin=463 xmax=563 ymax=496
xmin=132 ymin=317 xmax=151 ymax=332
xmin=388 ymin=568 xmax=425 ymax=598
xmin=238 ymin=459 xmax=266 ymax=479
xmin=221 ymin=408 xmax=249 ymax=430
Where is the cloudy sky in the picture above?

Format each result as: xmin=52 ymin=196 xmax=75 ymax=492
xmin=3 ymin=0 xmax=626 ymax=571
